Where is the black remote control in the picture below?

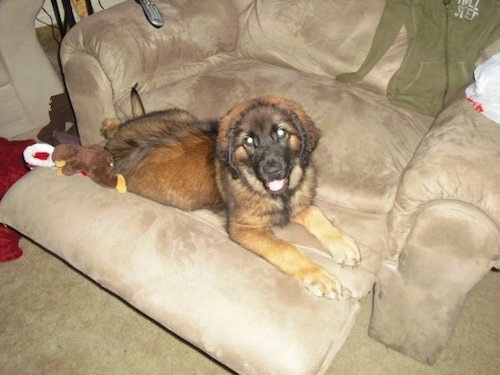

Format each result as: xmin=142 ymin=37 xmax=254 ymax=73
xmin=137 ymin=0 xmax=164 ymax=28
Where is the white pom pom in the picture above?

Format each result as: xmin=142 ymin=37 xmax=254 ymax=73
xmin=23 ymin=144 xmax=55 ymax=168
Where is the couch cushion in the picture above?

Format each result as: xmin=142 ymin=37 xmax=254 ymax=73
xmin=0 ymin=168 xmax=379 ymax=375
xmin=132 ymin=58 xmax=432 ymax=214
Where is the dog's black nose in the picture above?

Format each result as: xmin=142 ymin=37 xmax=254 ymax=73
xmin=260 ymin=157 xmax=285 ymax=180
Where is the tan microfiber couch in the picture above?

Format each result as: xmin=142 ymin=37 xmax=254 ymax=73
xmin=1 ymin=0 xmax=499 ymax=373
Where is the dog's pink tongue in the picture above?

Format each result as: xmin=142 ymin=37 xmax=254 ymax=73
xmin=267 ymin=179 xmax=286 ymax=192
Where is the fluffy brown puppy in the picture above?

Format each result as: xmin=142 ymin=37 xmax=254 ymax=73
xmin=103 ymin=95 xmax=360 ymax=298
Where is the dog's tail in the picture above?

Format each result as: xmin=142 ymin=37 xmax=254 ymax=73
xmin=101 ymin=118 xmax=122 ymax=139
xmin=131 ymin=84 xmax=146 ymax=118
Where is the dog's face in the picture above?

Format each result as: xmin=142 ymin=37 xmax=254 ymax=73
xmin=217 ymin=96 xmax=321 ymax=196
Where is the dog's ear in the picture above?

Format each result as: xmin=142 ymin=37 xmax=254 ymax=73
xmin=226 ymin=135 xmax=240 ymax=179
xmin=291 ymin=109 xmax=321 ymax=166
xmin=217 ymin=100 xmax=257 ymax=179
xmin=218 ymin=106 xmax=246 ymax=179
xmin=216 ymin=126 xmax=239 ymax=179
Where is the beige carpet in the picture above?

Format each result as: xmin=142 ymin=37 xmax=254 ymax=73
xmin=1 ymin=26 xmax=498 ymax=375
xmin=0 ymin=238 xmax=499 ymax=374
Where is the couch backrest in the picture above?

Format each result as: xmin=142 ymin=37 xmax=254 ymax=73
xmin=236 ymin=0 xmax=408 ymax=93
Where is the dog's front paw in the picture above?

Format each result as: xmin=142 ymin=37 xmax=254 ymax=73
xmin=299 ymin=267 xmax=350 ymax=299
xmin=325 ymin=234 xmax=361 ymax=267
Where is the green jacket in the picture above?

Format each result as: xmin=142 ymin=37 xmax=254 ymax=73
xmin=337 ymin=0 xmax=500 ymax=116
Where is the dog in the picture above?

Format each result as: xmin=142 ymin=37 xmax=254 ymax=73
xmin=102 ymin=93 xmax=360 ymax=299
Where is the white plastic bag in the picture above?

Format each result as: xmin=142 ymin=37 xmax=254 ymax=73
xmin=465 ymin=52 xmax=500 ymax=124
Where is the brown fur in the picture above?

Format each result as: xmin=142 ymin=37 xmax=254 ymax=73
xmin=103 ymin=95 xmax=360 ymax=298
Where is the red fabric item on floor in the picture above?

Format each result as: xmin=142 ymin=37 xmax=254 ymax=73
xmin=0 ymin=226 xmax=23 ymax=261
xmin=0 ymin=137 xmax=36 ymax=262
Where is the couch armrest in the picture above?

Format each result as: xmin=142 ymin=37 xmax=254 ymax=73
xmin=388 ymin=90 xmax=500 ymax=261
xmin=60 ymin=0 xmax=238 ymax=145
xmin=369 ymin=91 xmax=500 ymax=364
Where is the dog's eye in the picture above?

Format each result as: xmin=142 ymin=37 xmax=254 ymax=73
xmin=276 ymin=127 xmax=287 ymax=140
xmin=244 ymin=135 xmax=255 ymax=147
